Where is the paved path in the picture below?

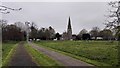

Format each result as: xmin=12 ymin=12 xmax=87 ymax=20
xmin=29 ymin=42 xmax=93 ymax=66
xmin=8 ymin=42 xmax=37 ymax=66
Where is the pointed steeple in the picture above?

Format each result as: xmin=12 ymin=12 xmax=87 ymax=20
xmin=67 ymin=16 xmax=72 ymax=40
xmin=68 ymin=16 xmax=72 ymax=29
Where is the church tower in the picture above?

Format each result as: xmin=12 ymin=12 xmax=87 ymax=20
xmin=67 ymin=16 xmax=72 ymax=40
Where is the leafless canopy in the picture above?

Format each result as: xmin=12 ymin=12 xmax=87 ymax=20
xmin=105 ymin=1 xmax=120 ymax=28
xmin=0 ymin=5 xmax=22 ymax=14
xmin=105 ymin=1 xmax=120 ymax=36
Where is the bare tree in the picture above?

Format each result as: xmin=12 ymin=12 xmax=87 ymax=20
xmin=105 ymin=1 xmax=120 ymax=66
xmin=105 ymin=1 xmax=120 ymax=40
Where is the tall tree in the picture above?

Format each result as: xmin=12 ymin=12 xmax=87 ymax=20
xmin=99 ymin=29 xmax=113 ymax=40
xmin=90 ymin=27 xmax=100 ymax=40
xmin=1 ymin=20 xmax=7 ymax=41
xmin=45 ymin=28 xmax=50 ymax=40
xmin=2 ymin=24 xmax=24 ymax=41
xmin=29 ymin=22 xmax=38 ymax=40
xmin=77 ymin=29 xmax=88 ymax=39
xmin=48 ymin=26 xmax=55 ymax=40
xmin=14 ymin=22 xmax=26 ymax=31
xmin=105 ymin=1 xmax=120 ymax=65
xmin=38 ymin=28 xmax=46 ymax=40
xmin=105 ymin=1 xmax=120 ymax=40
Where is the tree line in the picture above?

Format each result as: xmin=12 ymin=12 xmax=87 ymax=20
xmin=77 ymin=27 xmax=114 ymax=40
xmin=1 ymin=19 xmax=119 ymax=42
xmin=1 ymin=20 xmax=56 ymax=41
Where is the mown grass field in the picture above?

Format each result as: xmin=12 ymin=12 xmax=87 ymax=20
xmin=2 ymin=41 xmax=18 ymax=66
xmin=35 ymin=40 xmax=119 ymax=66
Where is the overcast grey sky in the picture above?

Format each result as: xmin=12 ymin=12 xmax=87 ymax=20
xmin=2 ymin=2 xmax=109 ymax=34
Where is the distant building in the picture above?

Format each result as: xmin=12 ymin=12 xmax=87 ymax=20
xmin=62 ymin=32 xmax=68 ymax=40
xmin=62 ymin=17 xmax=72 ymax=40
xmin=91 ymin=37 xmax=103 ymax=40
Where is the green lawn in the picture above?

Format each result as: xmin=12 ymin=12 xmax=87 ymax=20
xmin=35 ymin=40 xmax=119 ymax=66
xmin=2 ymin=41 xmax=18 ymax=66
xmin=25 ymin=43 xmax=62 ymax=66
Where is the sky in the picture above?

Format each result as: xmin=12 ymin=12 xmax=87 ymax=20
xmin=1 ymin=0 xmax=116 ymax=2
xmin=2 ymin=2 xmax=109 ymax=34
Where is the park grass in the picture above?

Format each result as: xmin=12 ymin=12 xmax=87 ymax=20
xmin=25 ymin=43 xmax=62 ymax=67
xmin=2 ymin=41 xmax=18 ymax=66
xmin=35 ymin=40 xmax=119 ymax=67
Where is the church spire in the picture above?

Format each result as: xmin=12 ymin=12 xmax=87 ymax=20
xmin=68 ymin=16 xmax=72 ymax=29
xmin=67 ymin=16 xmax=72 ymax=40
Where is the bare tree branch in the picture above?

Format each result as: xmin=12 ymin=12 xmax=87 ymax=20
xmin=0 ymin=5 xmax=22 ymax=14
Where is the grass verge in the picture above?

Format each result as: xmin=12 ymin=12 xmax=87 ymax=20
xmin=2 ymin=43 xmax=18 ymax=66
xmin=25 ymin=43 xmax=62 ymax=67
xmin=34 ymin=43 xmax=109 ymax=66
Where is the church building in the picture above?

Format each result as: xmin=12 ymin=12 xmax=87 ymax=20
xmin=62 ymin=17 xmax=72 ymax=40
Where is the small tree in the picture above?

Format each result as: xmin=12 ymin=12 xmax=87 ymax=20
xmin=55 ymin=33 xmax=61 ymax=40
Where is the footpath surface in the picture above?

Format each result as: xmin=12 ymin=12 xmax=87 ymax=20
xmin=29 ymin=42 xmax=94 ymax=66
xmin=8 ymin=42 xmax=37 ymax=66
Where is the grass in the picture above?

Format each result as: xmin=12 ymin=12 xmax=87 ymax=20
xmin=25 ymin=43 xmax=62 ymax=67
xmin=35 ymin=40 xmax=119 ymax=66
xmin=2 ymin=41 xmax=18 ymax=66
